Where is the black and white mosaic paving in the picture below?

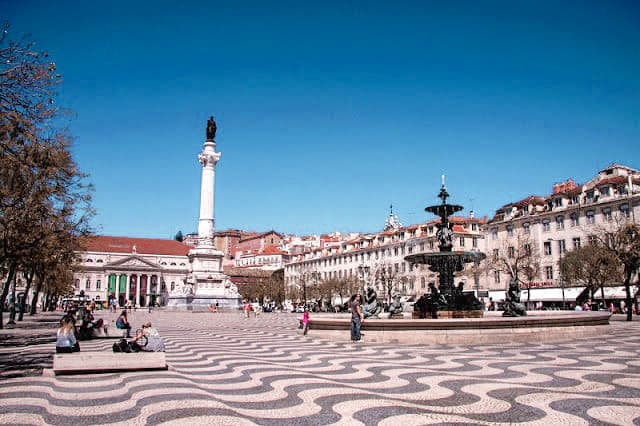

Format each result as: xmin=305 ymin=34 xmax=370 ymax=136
xmin=1 ymin=311 xmax=639 ymax=425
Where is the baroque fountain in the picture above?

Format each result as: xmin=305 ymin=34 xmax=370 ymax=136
xmin=309 ymin=178 xmax=611 ymax=345
xmin=405 ymin=177 xmax=486 ymax=318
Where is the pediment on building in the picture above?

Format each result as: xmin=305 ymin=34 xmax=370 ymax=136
xmin=107 ymin=255 xmax=159 ymax=270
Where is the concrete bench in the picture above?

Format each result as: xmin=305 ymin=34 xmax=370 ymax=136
xmin=50 ymin=351 xmax=167 ymax=375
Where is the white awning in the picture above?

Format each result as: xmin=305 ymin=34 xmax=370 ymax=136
xmin=520 ymin=287 xmax=585 ymax=302
xmin=599 ymin=286 xmax=631 ymax=299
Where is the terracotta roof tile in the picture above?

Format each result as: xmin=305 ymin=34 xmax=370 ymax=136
xmin=82 ymin=236 xmax=191 ymax=256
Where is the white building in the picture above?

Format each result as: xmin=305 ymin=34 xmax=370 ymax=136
xmin=484 ymin=163 xmax=640 ymax=305
xmin=285 ymin=213 xmax=486 ymax=303
xmin=73 ymin=236 xmax=190 ymax=307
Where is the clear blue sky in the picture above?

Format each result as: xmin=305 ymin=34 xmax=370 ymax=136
xmin=3 ymin=1 xmax=639 ymax=238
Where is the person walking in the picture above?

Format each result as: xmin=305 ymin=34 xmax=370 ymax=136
xmin=302 ymin=307 xmax=310 ymax=336
xmin=350 ymin=294 xmax=364 ymax=343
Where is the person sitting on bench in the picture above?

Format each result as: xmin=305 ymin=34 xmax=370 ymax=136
xmin=56 ymin=316 xmax=80 ymax=353
xmin=116 ymin=310 xmax=132 ymax=338
xmin=132 ymin=322 xmax=165 ymax=352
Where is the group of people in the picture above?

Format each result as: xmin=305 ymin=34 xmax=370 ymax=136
xmin=55 ymin=308 xmax=164 ymax=354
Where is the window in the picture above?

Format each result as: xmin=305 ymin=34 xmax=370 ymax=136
xmin=570 ymin=213 xmax=579 ymax=227
xmin=570 ymin=195 xmax=579 ymax=205
xmin=401 ymin=262 xmax=406 ymax=272
xmin=556 ymin=216 xmax=564 ymax=230
xmin=494 ymin=270 xmax=501 ymax=284
xmin=558 ymin=239 xmax=566 ymax=254
xmin=96 ymin=259 xmax=103 ymax=263
xmin=85 ymin=279 xmax=90 ymax=290
xmin=506 ymin=225 xmax=514 ymax=236
xmin=602 ymin=207 xmax=612 ymax=222
xmin=508 ymin=246 xmax=515 ymax=258
xmin=429 ymin=241 xmax=434 ymax=249
xmin=170 ymin=282 xmax=175 ymax=291
xmin=394 ymin=247 xmax=399 ymax=256
xmin=394 ymin=263 xmax=399 ymax=273
xmin=491 ymin=228 xmax=498 ymax=239
xmin=96 ymin=280 xmax=101 ymax=290
xmin=472 ymin=223 xmax=477 ymax=231
xmin=472 ymin=237 xmax=478 ymax=248
xmin=459 ymin=237 xmax=465 ymax=247
xmin=586 ymin=210 xmax=595 ymax=224
xmin=493 ymin=249 xmax=499 ymax=260
xmin=544 ymin=241 xmax=552 ymax=256
xmin=75 ymin=279 xmax=79 ymax=289
xmin=545 ymin=266 xmax=554 ymax=280
xmin=523 ymin=223 xmax=530 ymax=234
xmin=542 ymin=220 xmax=550 ymax=232
xmin=408 ymin=246 xmax=413 ymax=254
xmin=409 ymin=279 xmax=414 ymax=290
xmin=421 ymin=277 xmax=426 ymax=289
xmin=600 ymin=186 xmax=610 ymax=197
xmin=419 ymin=243 xmax=425 ymax=251
xmin=573 ymin=237 xmax=581 ymax=249
xmin=86 ymin=259 xmax=93 ymax=263
xmin=586 ymin=190 xmax=594 ymax=203
xmin=620 ymin=203 xmax=630 ymax=218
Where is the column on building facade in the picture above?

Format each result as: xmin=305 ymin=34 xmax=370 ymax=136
xmin=125 ymin=273 xmax=131 ymax=304
xmin=114 ymin=273 xmax=120 ymax=303
xmin=135 ymin=275 xmax=141 ymax=307
xmin=146 ymin=275 xmax=152 ymax=305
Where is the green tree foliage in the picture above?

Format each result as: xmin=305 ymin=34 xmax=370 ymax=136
xmin=0 ymin=22 xmax=93 ymax=327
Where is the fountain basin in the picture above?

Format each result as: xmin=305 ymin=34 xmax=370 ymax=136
xmin=308 ymin=311 xmax=611 ymax=345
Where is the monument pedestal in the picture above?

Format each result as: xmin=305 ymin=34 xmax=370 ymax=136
xmin=168 ymin=244 xmax=241 ymax=311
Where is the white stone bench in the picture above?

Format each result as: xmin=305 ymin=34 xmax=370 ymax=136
xmin=50 ymin=351 xmax=167 ymax=375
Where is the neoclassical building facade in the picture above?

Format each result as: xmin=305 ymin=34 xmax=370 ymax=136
xmin=74 ymin=236 xmax=190 ymax=306
xmin=483 ymin=163 xmax=640 ymax=303
xmin=284 ymin=214 xmax=486 ymax=302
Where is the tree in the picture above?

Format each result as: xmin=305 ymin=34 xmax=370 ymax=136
xmin=591 ymin=220 xmax=640 ymax=321
xmin=561 ymin=245 xmax=623 ymax=308
xmin=0 ymin=22 xmax=93 ymax=328
xmin=487 ymin=230 xmax=541 ymax=303
xmin=372 ymin=262 xmax=407 ymax=306
xmin=174 ymin=230 xmax=184 ymax=242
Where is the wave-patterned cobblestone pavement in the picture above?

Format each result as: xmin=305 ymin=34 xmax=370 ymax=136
xmin=1 ymin=311 xmax=640 ymax=425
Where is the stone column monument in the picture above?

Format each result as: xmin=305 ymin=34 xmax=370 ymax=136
xmin=167 ymin=116 xmax=241 ymax=310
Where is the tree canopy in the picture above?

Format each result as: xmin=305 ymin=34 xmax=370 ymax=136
xmin=0 ymin=22 xmax=93 ymax=327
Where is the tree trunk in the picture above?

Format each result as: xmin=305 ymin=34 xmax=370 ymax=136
xmin=624 ymin=269 xmax=633 ymax=322
xmin=7 ymin=273 xmax=17 ymax=324
xmin=30 ymin=279 xmax=43 ymax=315
xmin=0 ymin=265 xmax=17 ymax=330
xmin=18 ymin=270 xmax=34 ymax=321
xmin=600 ymin=285 xmax=606 ymax=310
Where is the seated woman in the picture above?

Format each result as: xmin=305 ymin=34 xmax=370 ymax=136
xmin=56 ymin=316 xmax=80 ymax=353
xmin=116 ymin=310 xmax=132 ymax=338
xmin=133 ymin=322 xmax=165 ymax=352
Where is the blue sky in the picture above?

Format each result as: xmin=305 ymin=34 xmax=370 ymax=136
xmin=3 ymin=1 xmax=639 ymax=237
